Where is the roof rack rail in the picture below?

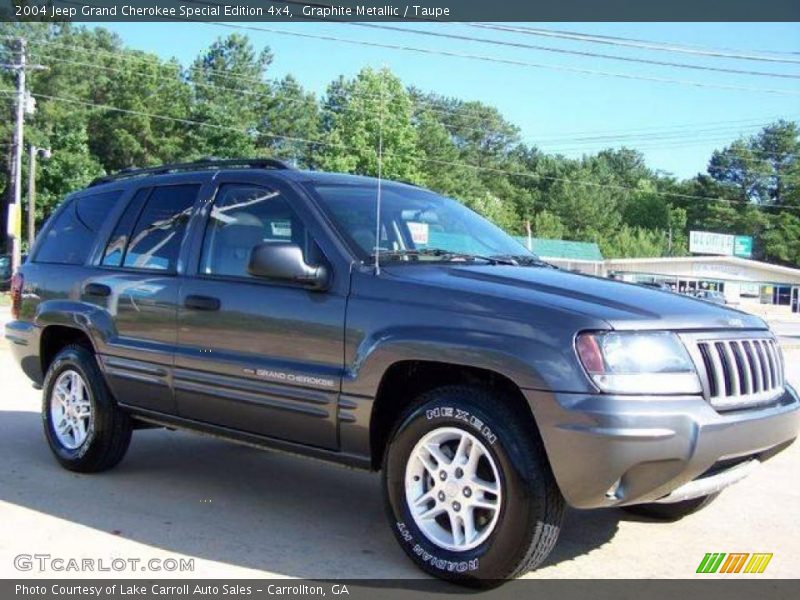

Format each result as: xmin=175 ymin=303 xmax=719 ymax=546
xmin=88 ymin=157 xmax=295 ymax=187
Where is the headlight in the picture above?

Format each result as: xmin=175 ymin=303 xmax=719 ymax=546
xmin=575 ymin=331 xmax=701 ymax=394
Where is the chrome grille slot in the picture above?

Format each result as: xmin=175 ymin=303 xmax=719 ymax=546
xmin=695 ymin=338 xmax=784 ymax=411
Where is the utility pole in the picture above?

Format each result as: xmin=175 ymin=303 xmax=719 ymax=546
xmin=2 ymin=38 xmax=45 ymax=272
xmin=525 ymin=219 xmax=533 ymax=251
xmin=668 ymin=226 xmax=673 ymax=256
xmin=28 ymin=145 xmax=51 ymax=248
xmin=10 ymin=37 xmax=26 ymax=272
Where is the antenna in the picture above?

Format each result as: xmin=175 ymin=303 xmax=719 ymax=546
xmin=374 ymin=68 xmax=385 ymax=275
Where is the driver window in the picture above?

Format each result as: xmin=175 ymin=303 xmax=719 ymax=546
xmin=200 ymin=184 xmax=314 ymax=279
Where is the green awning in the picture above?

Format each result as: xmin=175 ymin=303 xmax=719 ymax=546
xmin=515 ymin=237 xmax=603 ymax=261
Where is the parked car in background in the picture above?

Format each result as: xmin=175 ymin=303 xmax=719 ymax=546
xmin=5 ymin=159 xmax=798 ymax=585
xmin=638 ymin=281 xmax=672 ymax=292
xmin=694 ymin=290 xmax=728 ymax=305
xmin=0 ymin=254 xmax=11 ymax=291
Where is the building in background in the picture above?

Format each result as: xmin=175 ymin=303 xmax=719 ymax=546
xmin=520 ymin=236 xmax=800 ymax=311
xmin=604 ymin=255 xmax=800 ymax=308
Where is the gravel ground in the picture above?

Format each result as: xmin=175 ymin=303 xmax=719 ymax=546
xmin=0 ymin=306 xmax=798 ymax=580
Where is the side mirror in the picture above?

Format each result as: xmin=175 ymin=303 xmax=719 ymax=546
xmin=247 ymin=242 xmax=329 ymax=291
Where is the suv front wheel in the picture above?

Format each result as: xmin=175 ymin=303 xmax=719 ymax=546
xmin=42 ymin=344 xmax=133 ymax=472
xmin=382 ymin=385 xmax=564 ymax=585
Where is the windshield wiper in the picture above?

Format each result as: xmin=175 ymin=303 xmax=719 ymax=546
xmin=491 ymin=254 xmax=559 ymax=269
xmin=378 ymin=248 xmax=518 ymax=266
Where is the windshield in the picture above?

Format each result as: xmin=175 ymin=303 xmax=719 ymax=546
xmin=307 ymin=182 xmax=534 ymax=264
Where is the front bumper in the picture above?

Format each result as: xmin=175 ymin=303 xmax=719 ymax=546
xmin=526 ymin=384 xmax=800 ymax=508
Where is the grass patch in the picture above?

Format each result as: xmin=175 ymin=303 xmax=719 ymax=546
xmin=0 ymin=293 xmax=10 ymax=307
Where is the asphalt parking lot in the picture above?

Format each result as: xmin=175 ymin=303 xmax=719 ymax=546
xmin=1 ymin=307 xmax=799 ymax=580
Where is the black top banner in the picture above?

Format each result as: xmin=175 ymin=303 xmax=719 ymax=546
xmin=2 ymin=0 xmax=800 ymax=22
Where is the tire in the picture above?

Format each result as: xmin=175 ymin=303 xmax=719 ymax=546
xmin=42 ymin=344 xmax=132 ymax=473
xmin=622 ymin=493 xmax=719 ymax=521
xmin=382 ymin=385 xmax=564 ymax=586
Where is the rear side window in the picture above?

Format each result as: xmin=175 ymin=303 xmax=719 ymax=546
xmin=35 ymin=191 xmax=122 ymax=265
xmin=115 ymin=184 xmax=199 ymax=272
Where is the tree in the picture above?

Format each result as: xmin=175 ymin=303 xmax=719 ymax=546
xmin=34 ymin=121 xmax=103 ymax=222
xmin=319 ymin=67 xmax=421 ymax=182
xmin=602 ymin=225 xmax=669 ymax=258
xmin=708 ymin=120 xmax=799 ymax=207
xmin=623 ymin=180 xmax=671 ymax=231
xmin=762 ymin=212 xmax=800 ymax=266
xmin=411 ymin=90 xmax=520 ymax=169
xmin=532 ymin=210 xmax=565 ymax=239
xmin=186 ymin=34 xmax=273 ymax=159
xmin=258 ymin=74 xmax=320 ymax=167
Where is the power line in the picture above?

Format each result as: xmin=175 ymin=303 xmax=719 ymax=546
xmin=532 ymin=123 xmax=772 ymax=145
xmin=195 ymin=23 xmax=800 ymax=96
xmin=208 ymin=1 xmax=800 ymax=79
xmin=532 ymin=115 xmax=798 ymax=140
xmin=392 ymin=153 xmax=800 ymax=211
xmin=50 ymin=0 xmax=800 ymax=96
xmin=342 ymin=22 xmax=800 ymax=80
xmin=11 ymin=37 xmax=800 ymax=163
xmin=466 ymin=23 xmax=800 ymax=66
xmin=9 ymin=50 xmax=800 ymax=162
xmin=26 ymin=51 xmax=350 ymax=118
xmin=547 ymin=137 xmax=799 ymax=158
xmin=30 ymin=49 xmax=800 ymax=159
xmin=17 ymin=34 xmax=516 ymax=125
xmin=4 ymin=87 xmax=797 ymax=213
xmin=241 ymin=1 xmax=800 ymax=64
xmin=11 ymin=30 xmax=505 ymax=124
xmin=21 ymin=31 xmax=799 ymax=138
xmin=0 ymin=88 xmax=344 ymax=150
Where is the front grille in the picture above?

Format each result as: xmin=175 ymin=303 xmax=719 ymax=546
xmin=696 ymin=338 xmax=784 ymax=411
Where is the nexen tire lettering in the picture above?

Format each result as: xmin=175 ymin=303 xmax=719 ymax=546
xmin=426 ymin=406 xmax=497 ymax=445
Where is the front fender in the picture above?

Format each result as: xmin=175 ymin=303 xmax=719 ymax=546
xmin=342 ymin=325 xmax=591 ymax=398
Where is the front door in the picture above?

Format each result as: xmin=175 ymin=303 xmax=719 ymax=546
xmin=174 ymin=178 xmax=346 ymax=449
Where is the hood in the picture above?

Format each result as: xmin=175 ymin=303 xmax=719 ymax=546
xmin=384 ymin=264 xmax=768 ymax=332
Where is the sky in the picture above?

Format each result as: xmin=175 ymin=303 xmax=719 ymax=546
xmin=92 ymin=21 xmax=800 ymax=179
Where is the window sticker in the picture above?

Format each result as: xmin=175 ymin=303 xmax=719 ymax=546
xmin=408 ymin=221 xmax=429 ymax=245
xmin=270 ymin=220 xmax=292 ymax=237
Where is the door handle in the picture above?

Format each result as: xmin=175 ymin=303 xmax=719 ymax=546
xmin=184 ymin=294 xmax=221 ymax=311
xmin=83 ymin=283 xmax=111 ymax=297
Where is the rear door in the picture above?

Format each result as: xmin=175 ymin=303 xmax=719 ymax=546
xmin=174 ymin=174 xmax=347 ymax=449
xmin=89 ymin=181 xmax=206 ymax=414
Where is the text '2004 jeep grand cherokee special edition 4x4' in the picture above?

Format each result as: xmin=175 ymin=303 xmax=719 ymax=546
xmin=5 ymin=159 xmax=799 ymax=584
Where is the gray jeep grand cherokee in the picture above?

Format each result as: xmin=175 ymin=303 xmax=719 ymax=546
xmin=5 ymin=159 xmax=799 ymax=585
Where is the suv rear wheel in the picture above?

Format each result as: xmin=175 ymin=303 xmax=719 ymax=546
xmin=42 ymin=344 xmax=132 ymax=472
xmin=382 ymin=385 xmax=564 ymax=585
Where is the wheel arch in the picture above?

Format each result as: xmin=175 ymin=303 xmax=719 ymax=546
xmin=35 ymin=300 xmax=113 ymax=379
xmin=368 ymin=359 xmax=540 ymax=470
xmin=40 ymin=325 xmax=96 ymax=377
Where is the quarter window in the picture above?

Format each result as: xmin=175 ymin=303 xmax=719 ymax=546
xmin=35 ymin=190 xmax=122 ymax=265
